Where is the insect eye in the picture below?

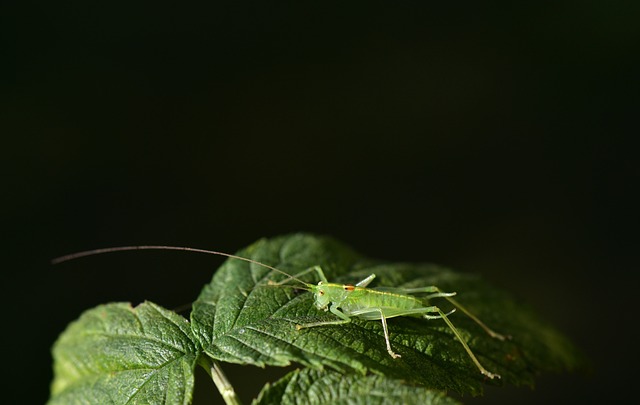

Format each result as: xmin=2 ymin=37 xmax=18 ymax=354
xmin=318 ymin=290 xmax=325 ymax=296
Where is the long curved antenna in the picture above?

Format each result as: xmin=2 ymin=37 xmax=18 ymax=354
xmin=52 ymin=245 xmax=312 ymax=288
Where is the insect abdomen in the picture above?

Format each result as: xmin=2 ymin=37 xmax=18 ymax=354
xmin=343 ymin=289 xmax=421 ymax=313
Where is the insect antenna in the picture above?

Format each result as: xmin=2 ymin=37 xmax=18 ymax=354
xmin=52 ymin=245 xmax=313 ymax=289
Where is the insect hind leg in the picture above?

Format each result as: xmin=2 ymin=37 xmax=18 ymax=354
xmin=393 ymin=286 xmax=508 ymax=341
xmin=440 ymin=294 xmax=509 ymax=341
xmin=422 ymin=307 xmax=456 ymax=319
xmin=435 ymin=306 xmax=501 ymax=379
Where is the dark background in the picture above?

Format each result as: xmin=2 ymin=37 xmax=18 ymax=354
xmin=2 ymin=2 xmax=636 ymax=404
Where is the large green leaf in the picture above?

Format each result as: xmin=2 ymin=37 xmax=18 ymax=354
xmin=191 ymin=233 xmax=582 ymax=395
xmin=49 ymin=301 xmax=199 ymax=405
xmin=253 ymin=368 xmax=461 ymax=405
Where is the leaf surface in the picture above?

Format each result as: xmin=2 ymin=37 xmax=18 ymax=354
xmin=253 ymin=368 xmax=461 ymax=405
xmin=49 ymin=301 xmax=199 ymax=405
xmin=191 ymin=234 xmax=583 ymax=395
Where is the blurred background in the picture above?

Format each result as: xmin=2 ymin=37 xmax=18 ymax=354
xmin=2 ymin=2 xmax=636 ymax=404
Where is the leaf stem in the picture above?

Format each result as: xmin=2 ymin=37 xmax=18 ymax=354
xmin=200 ymin=356 xmax=242 ymax=405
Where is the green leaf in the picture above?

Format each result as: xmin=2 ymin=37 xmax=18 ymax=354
xmin=191 ymin=233 xmax=583 ymax=396
xmin=49 ymin=301 xmax=200 ymax=405
xmin=253 ymin=368 xmax=461 ymax=405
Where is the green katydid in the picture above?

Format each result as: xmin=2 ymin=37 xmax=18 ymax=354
xmin=53 ymin=245 xmax=507 ymax=379
xmin=270 ymin=264 xmax=506 ymax=379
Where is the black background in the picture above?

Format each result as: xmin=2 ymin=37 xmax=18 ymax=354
xmin=2 ymin=2 xmax=637 ymax=404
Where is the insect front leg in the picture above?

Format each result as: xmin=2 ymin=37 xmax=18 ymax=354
xmin=295 ymin=303 xmax=351 ymax=330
